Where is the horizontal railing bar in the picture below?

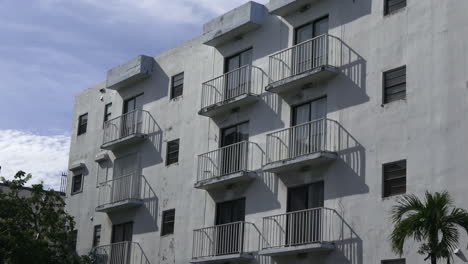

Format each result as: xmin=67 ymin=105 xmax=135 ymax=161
xmin=268 ymin=33 xmax=330 ymax=58
xmin=193 ymin=221 xmax=255 ymax=231
xmin=202 ymin=65 xmax=258 ymax=85
xmin=266 ymin=118 xmax=333 ymax=137
xmin=263 ymin=207 xmax=333 ymax=219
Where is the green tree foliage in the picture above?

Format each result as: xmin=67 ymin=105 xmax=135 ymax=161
xmin=390 ymin=191 xmax=468 ymax=264
xmin=0 ymin=171 xmax=90 ymax=264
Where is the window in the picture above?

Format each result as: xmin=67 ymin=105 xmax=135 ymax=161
xmin=93 ymin=225 xmax=101 ymax=247
xmin=71 ymin=174 xmax=83 ymax=194
xmin=166 ymin=139 xmax=180 ymax=166
xmin=383 ymin=160 xmax=407 ymax=197
xmin=294 ymin=16 xmax=329 ymax=44
xmin=384 ymin=0 xmax=406 ymax=15
xmin=123 ymin=93 xmax=143 ymax=114
xmin=382 ymin=259 xmax=405 ymax=264
xmin=161 ymin=209 xmax=175 ymax=236
xmin=104 ymin=103 xmax=112 ymax=122
xmin=171 ymin=72 xmax=184 ymax=99
xmin=70 ymin=230 xmax=78 ymax=252
xmin=383 ymin=66 xmax=406 ymax=104
xmin=77 ymin=113 xmax=88 ymax=135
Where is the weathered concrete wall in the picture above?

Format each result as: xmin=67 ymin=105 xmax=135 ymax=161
xmin=66 ymin=0 xmax=468 ymax=263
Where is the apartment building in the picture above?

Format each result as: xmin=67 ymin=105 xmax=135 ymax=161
xmin=65 ymin=0 xmax=468 ymax=263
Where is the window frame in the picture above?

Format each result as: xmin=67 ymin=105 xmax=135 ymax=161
xmin=293 ymin=15 xmax=329 ymax=45
xmin=166 ymin=139 xmax=180 ymax=166
xmin=382 ymin=258 xmax=406 ymax=264
xmin=170 ymin=72 xmax=184 ymax=99
xmin=71 ymin=174 xmax=83 ymax=194
xmin=382 ymin=65 xmax=407 ymax=104
xmin=224 ymin=47 xmax=253 ymax=74
xmin=92 ymin=225 xmax=102 ymax=247
xmin=161 ymin=209 xmax=176 ymax=236
xmin=77 ymin=113 xmax=88 ymax=136
xmin=384 ymin=0 xmax=407 ymax=16
xmin=382 ymin=160 xmax=407 ymax=198
xmin=103 ymin=103 xmax=112 ymax=123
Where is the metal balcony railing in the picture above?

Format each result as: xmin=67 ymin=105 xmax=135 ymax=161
xmin=266 ymin=118 xmax=342 ymax=164
xmin=268 ymin=34 xmax=343 ymax=84
xmin=192 ymin=222 xmax=261 ymax=259
xmin=97 ymin=173 xmax=142 ymax=208
xmin=102 ymin=110 xmax=155 ymax=145
xmin=197 ymin=141 xmax=264 ymax=183
xmin=201 ymin=65 xmax=264 ymax=109
xmin=92 ymin=241 xmax=150 ymax=264
xmin=262 ymin=207 xmax=339 ymax=249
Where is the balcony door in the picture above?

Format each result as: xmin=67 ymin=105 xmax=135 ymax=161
xmin=224 ymin=49 xmax=253 ymax=100
xmin=291 ymin=97 xmax=327 ymax=158
xmin=220 ymin=122 xmax=249 ymax=176
xmin=110 ymin=222 xmax=133 ymax=264
xmin=215 ymin=198 xmax=246 ymax=255
xmin=112 ymin=153 xmax=139 ymax=203
xmin=121 ymin=93 xmax=144 ymax=138
xmin=294 ymin=16 xmax=329 ymax=74
xmin=286 ymin=181 xmax=324 ymax=246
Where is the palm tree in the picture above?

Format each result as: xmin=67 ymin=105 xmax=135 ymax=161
xmin=390 ymin=191 xmax=468 ymax=264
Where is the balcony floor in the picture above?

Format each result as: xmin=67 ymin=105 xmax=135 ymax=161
xmin=259 ymin=242 xmax=335 ymax=256
xmin=190 ymin=253 xmax=254 ymax=264
xmin=198 ymin=93 xmax=259 ymax=118
xmin=263 ymin=152 xmax=338 ymax=174
xmin=95 ymin=198 xmax=144 ymax=213
xmin=266 ymin=65 xmax=338 ymax=94
xmin=194 ymin=171 xmax=256 ymax=190
xmin=101 ymin=133 xmax=147 ymax=151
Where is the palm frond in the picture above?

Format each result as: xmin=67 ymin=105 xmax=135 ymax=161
xmin=392 ymin=194 xmax=424 ymax=224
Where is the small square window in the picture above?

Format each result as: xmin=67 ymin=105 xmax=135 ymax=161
xmin=72 ymin=174 xmax=83 ymax=194
xmin=383 ymin=66 xmax=406 ymax=104
xmin=104 ymin=103 xmax=112 ymax=122
xmin=166 ymin=139 xmax=180 ymax=166
xmin=383 ymin=160 xmax=407 ymax=198
xmin=382 ymin=259 xmax=405 ymax=264
xmin=93 ymin=225 xmax=101 ymax=247
xmin=171 ymin=72 xmax=184 ymax=99
xmin=161 ymin=209 xmax=175 ymax=236
xmin=384 ymin=0 xmax=406 ymax=15
xmin=77 ymin=113 xmax=88 ymax=135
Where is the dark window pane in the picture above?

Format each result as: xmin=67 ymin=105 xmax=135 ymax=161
xmin=161 ymin=209 xmax=176 ymax=236
xmin=171 ymin=73 xmax=184 ymax=99
xmin=382 ymin=259 xmax=405 ymax=264
xmin=77 ymin=113 xmax=88 ymax=135
xmin=93 ymin=225 xmax=101 ymax=247
xmin=72 ymin=174 xmax=83 ymax=193
xmin=383 ymin=66 xmax=406 ymax=104
xmin=385 ymin=0 xmax=406 ymax=15
xmin=70 ymin=230 xmax=78 ymax=252
xmin=166 ymin=139 xmax=180 ymax=165
xmin=104 ymin=103 xmax=112 ymax=122
xmin=383 ymin=160 xmax=407 ymax=197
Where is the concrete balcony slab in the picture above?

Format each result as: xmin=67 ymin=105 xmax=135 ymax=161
xmin=106 ymin=55 xmax=154 ymax=90
xmin=95 ymin=198 xmax=143 ymax=213
xmin=100 ymin=133 xmax=147 ymax=151
xmin=268 ymin=0 xmax=321 ymax=16
xmin=263 ymin=152 xmax=337 ymax=174
xmin=190 ymin=253 xmax=254 ymax=264
xmin=203 ymin=2 xmax=267 ymax=46
xmin=194 ymin=171 xmax=256 ymax=190
xmin=198 ymin=93 xmax=259 ymax=118
xmin=266 ymin=65 xmax=338 ymax=94
xmin=259 ymin=242 xmax=335 ymax=256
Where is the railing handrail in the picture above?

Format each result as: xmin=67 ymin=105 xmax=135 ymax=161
xmin=197 ymin=140 xmax=250 ymax=157
xmin=98 ymin=172 xmax=140 ymax=186
xmin=202 ymin=64 xmax=258 ymax=85
xmin=103 ymin=109 xmax=149 ymax=125
xmin=93 ymin=241 xmax=135 ymax=250
xmin=262 ymin=207 xmax=334 ymax=219
xmin=193 ymin=221 xmax=254 ymax=232
xmin=266 ymin=118 xmax=336 ymax=137
xmin=268 ymin=33 xmax=332 ymax=58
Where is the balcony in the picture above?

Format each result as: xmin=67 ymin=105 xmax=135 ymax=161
xmin=92 ymin=241 xmax=150 ymax=264
xmin=268 ymin=0 xmax=321 ymax=16
xmin=199 ymin=65 xmax=264 ymax=118
xmin=96 ymin=173 xmax=144 ymax=213
xmin=101 ymin=110 xmax=156 ymax=150
xmin=191 ymin=222 xmax=261 ymax=263
xmin=264 ymin=118 xmax=343 ymax=174
xmin=267 ymin=34 xmax=343 ymax=94
xmin=195 ymin=141 xmax=264 ymax=190
xmin=260 ymin=207 xmax=339 ymax=256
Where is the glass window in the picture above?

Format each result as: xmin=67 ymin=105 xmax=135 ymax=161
xmin=384 ymin=0 xmax=406 ymax=15
xmin=171 ymin=72 xmax=184 ymax=99
xmin=93 ymin=225 xmax=101 ymax=247
xmin=161 ymin=209 xmax=176 ymax=236
xmin=104 ymin=103 xmax=112 ymax=122
xmin=166 ymin=139 xmax=180 ymax=166
xmin=383 ymin=66 xmax=406 ymax=104
xmin=383 ymin=160 xmax=407 ymax=197
xmin=71 ymin=174 xmax=83 ymax=194
xmin=77 ymin=113 xmax=88 ymax=135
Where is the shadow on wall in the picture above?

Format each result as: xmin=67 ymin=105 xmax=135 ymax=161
xmin=134 ymin=175 xmax=159 ymax=235
xmin=247 ymin=171 xmax=281 ymax=214
xmin=140 ymin=113 xmax=164 ymax=168
xmin=327 ymin=210 xmax=363 ymax=264
xmin=144 ymin=60 xmax=169 ymax=103
xmin=328 ymin=121 xmax=368 ymax=199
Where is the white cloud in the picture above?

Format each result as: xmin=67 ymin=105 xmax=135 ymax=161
xmin=0 ymin=130 xmax=70 ymax=190
xmin=38 ymin=0 xmax=270 ymax=24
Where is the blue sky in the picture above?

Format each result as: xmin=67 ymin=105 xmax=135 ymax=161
xmin=0 ymin=0 xmax=268 ymax=188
